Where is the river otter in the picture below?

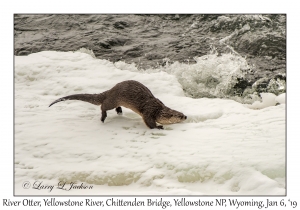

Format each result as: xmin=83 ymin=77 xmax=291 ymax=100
xmin=49 ymin=80 xmax=187 ymax=129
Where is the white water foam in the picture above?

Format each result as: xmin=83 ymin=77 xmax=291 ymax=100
xmin=115 ymin=51 xmax=258 ymax=103
xmin=15 ymin=51 xmax=285 ymax=195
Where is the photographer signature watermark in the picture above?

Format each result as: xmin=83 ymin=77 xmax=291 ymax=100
xmin=22 ymin=180 xmax=93 ymax=192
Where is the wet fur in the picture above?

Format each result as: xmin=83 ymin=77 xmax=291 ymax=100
xmin=49 ymin=80 xmax=187 ymax=129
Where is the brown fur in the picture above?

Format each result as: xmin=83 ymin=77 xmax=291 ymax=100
xmin=49 ymin=80 xmax=187 ymax=129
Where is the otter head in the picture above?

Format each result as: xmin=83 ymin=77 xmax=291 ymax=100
xmin=156 ymin=107 xmax=187 ymax=125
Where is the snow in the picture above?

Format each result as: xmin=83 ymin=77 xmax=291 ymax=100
xmin=15 ymin=51 xmax=285 ymax=195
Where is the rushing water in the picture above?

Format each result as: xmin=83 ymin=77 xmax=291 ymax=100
xmin=14 ymin=14 xmax=286 ymax=103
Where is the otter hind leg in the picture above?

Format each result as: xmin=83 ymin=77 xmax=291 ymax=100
xmin=115 ymin=107 xmax=122 ymax=115
xmin=101 ymin=110 xmax=107 ymax=123
xmin=100 ymin=101 xmax=117 ymax=123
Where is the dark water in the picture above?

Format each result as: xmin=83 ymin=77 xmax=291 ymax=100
xmin=14 ymin=14 xmax=286 ymax=101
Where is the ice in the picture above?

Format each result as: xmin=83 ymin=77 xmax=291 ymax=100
xmin=275 ymin=93 xmax=286 ymax=104
xmin=247 ymin=93 xmax=286 ymax=109
xmin=14 ymin=51 xmax=285 ymax=195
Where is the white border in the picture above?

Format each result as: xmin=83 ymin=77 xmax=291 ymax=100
xmin=2 ymin=1 xmax=298 ymax=209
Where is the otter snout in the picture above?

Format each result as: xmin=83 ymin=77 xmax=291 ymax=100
xmin=181 ymin=115 xmax=187 ymax=120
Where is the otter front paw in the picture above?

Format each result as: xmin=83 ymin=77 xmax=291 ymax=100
xmin=157 ymin=125 xmax=164 ymax=130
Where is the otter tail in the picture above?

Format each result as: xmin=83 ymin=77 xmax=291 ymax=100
xmin=49 ymin=93 xmax=105 ymax=107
